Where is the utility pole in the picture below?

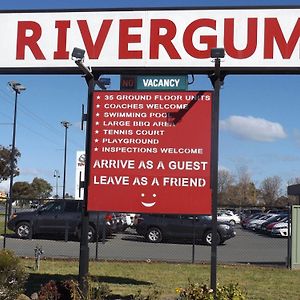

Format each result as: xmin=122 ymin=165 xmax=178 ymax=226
xmin=61 ymin=121 xmax=71 ymax=200
xmin=7 ymin=81 xmax=26 ymax=216
xmin=3 ymin=81 xmax=26 ymax=249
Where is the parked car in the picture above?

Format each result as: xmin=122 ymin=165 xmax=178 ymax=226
xmin=259 ymin=214 xmax=288 ymax=234
xmin=7 ymin=199 xmax=113 ymax=242
xmin=269 ymin=220 xmax=290 ymax=237
xmin=241 ymin=213 xmax=264 ymax=229
xmin=240 ymin=208 xmax=262 ymax=221
xmin=246 ymin=213 xmax=278 ymax=231
xmin=217 ymin=210 xmax=240 ymax=225
xmin=125 ymin=213 xmax=137 ymax=227
xmin=30 ymin=200 xmax=40 ymax=209
xmin=134 ymin=214 xmax=236 ymax=245
xmin=110 ymin=213 xmax=128 ymax=232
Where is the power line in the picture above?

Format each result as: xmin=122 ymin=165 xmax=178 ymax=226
xmin=0 ymin=87 xmax=83 ymax=149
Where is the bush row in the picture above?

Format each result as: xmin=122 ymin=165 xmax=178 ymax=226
xmin=0 ymin=249 xmax=246 ymax=300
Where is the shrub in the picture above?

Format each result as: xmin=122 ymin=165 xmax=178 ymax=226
xmin=132 ymin=287 xmax=161 ymax=300
xmin=36 ymin=279 xmax=111 ymax=300
xmin=176 ymin=282 xmax=246 ymax=300
xmin=37 ymin=280 xmax=60 ymax=300
xmin=176 ymin=282 xmax=214 ymax=300
xmin=216 ymin=283 xmax=246 ymax=300
xmin=0 ymin=249 xmax=28 ymax=300
xmin=88 ymin=281 xmax=111 ymax=300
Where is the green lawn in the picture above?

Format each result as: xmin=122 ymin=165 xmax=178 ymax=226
xmin=0 ymin=214 xmax=13 ymax=235
xmin=0 ymin=214 xmax=7 ymax=235
xmin=21 ymin=259 xmax=300 ymax=300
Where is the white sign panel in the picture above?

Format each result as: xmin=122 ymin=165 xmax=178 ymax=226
xmin=75 ymin=151 xmax=85 ymax=200
xmin=1 ymin=8 xmax=300 ymax=71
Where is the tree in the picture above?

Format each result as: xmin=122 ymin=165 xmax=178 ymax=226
xmin=235 ymin=165 xmax=257 ymax=206
xmin=0 ymin=145 xmax=21 ymax=182
xmin=260 ymin=175 xmax=282 ymax=207
xmin=218 ymin=169 xmax=235 ymax=206
xmin=12 ymin=177 xmax=52 ymax=200
xmin=31 ymin=177 xmax=53 ymax=199
xmin=288 ymin=177 xmax=300 ymax=185
xmin=12 ymin=181 xmax=33 ymax=200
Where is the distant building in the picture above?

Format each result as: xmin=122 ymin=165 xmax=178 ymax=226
xmin=0 ymin=191 xmax=7 ymax=202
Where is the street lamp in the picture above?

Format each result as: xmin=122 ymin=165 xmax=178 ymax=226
xmin=61 ymin=121 xmax=71 ymax=200
xmin=71 ymin=47 xmax=116 ymax=296
xmin=53 ymin=169 xmax=60 ymax=198
xmin=72 ymin=47 xmax=94 ymax=296
xmin=209 ymin=48 xmax=225 ymax=298
xmin=7 ymin=81 xmax=26 ymax=216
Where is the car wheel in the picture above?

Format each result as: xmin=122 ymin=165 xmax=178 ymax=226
xmin=87 ymin=225 xmax=96 ymax=242
xmin=146 ymin=227 xmax=162 ymax=243
xmin=203 ymin=230 xmax=220 ymax=246
xmin=77 ymin=225 xmax=96 ymax=242
xmin=229 ymin=220 xmax=236 ymax=226
xmin=16 ymin=222 xmax=32 ymax=239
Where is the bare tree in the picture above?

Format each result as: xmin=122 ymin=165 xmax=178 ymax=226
xmin=236 ymin=165 xmax=256 ymax=206
xmin=260 ymin=175 xmax=282 ymax=207
xmin=218 ymin=169 xmax=235 ymax=206
xmin=288 ymin=177 xmax=300 ymax=185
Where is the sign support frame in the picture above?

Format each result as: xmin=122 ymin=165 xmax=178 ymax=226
xmin=78 ymin=74 xmax=95 ymax=294
xmin=209 ymin=49 xmax=225 ymax=297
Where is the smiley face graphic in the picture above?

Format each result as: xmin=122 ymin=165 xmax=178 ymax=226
xmin=141 ymin=193 xmax=157 ymax=207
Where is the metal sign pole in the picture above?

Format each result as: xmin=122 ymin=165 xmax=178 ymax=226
xmin=78 ymin=75 xmax=95 ymax=295
xmin=71 ymin=47 xmax=95 ymax=296
xmin=209 ymin=48 xmax=224 ymax=297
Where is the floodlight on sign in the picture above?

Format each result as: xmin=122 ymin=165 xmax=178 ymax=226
xmin=210 ymin=48 xmax=225 ymax=59
xmin=71 ymin=47 xmax=85 ymax=61
xmin=72 ymin=47 xmax=93 ymax=80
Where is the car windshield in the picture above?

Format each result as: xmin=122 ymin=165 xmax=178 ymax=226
xmin=197 ymin=215 xmax=212 ymax=221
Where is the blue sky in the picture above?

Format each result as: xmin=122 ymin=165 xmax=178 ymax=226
xmin=1 ymin=0 xmax=300 ymax=197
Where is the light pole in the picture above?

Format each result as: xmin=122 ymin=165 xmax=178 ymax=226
xmin=53 ymin=169 xmax=60 ymax=198
xmin=3 ymin=81 xmax=26 ymax=249
xmin=7 ymin=81 xmax=26 ymax=216
xmin=70 ymin=47 xmax=116 ymax=295
xmin=71 ymin=47 xmax=94 ymax=296
xmin=61 ymin=121 xmax=71 ymax=200
xmin=209 ymin=48 xmax=225 ymax=298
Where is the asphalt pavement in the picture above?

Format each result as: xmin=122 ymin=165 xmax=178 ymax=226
xmin=1 ymin=227 xmax=288 ymax=265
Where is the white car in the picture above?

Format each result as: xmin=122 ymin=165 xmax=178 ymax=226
xmin=125 ymin=213 xmax=136 ymax=227
xmin=270 ymin=221 xmax=290 ymax=237
xmin=217 ymin=211 xmax=240 ymax=225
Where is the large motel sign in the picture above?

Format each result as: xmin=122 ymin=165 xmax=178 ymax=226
xmin=2 ymin=5 xmax=300 ymax=298
xmin=1 ymin=7 xmax=300 ymax=73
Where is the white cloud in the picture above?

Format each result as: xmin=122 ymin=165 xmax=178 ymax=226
xmin=0 ymin=180 xmax=9 ymax=193
xmin=220 ymin=115 xmax=287 ymax=142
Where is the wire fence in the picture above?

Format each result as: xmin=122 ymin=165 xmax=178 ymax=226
xmin=0 ymin=199 xmax=290 ymax=267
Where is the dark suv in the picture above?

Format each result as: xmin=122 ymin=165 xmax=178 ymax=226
xmin=135 ymin=214 xmax=236 ymax=245
xmin=7 ymin=199 xmax=112 ymax=242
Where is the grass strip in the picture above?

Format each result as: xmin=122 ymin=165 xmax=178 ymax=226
xmin=21 ymin=259 xmax=300 ymax=300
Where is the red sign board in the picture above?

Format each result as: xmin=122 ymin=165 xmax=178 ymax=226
xmin=87 ymin=91 xmax=212 ymax=214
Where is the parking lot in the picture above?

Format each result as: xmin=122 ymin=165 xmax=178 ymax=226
xmin=1 ymin=225 xmax=288 ymax=265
